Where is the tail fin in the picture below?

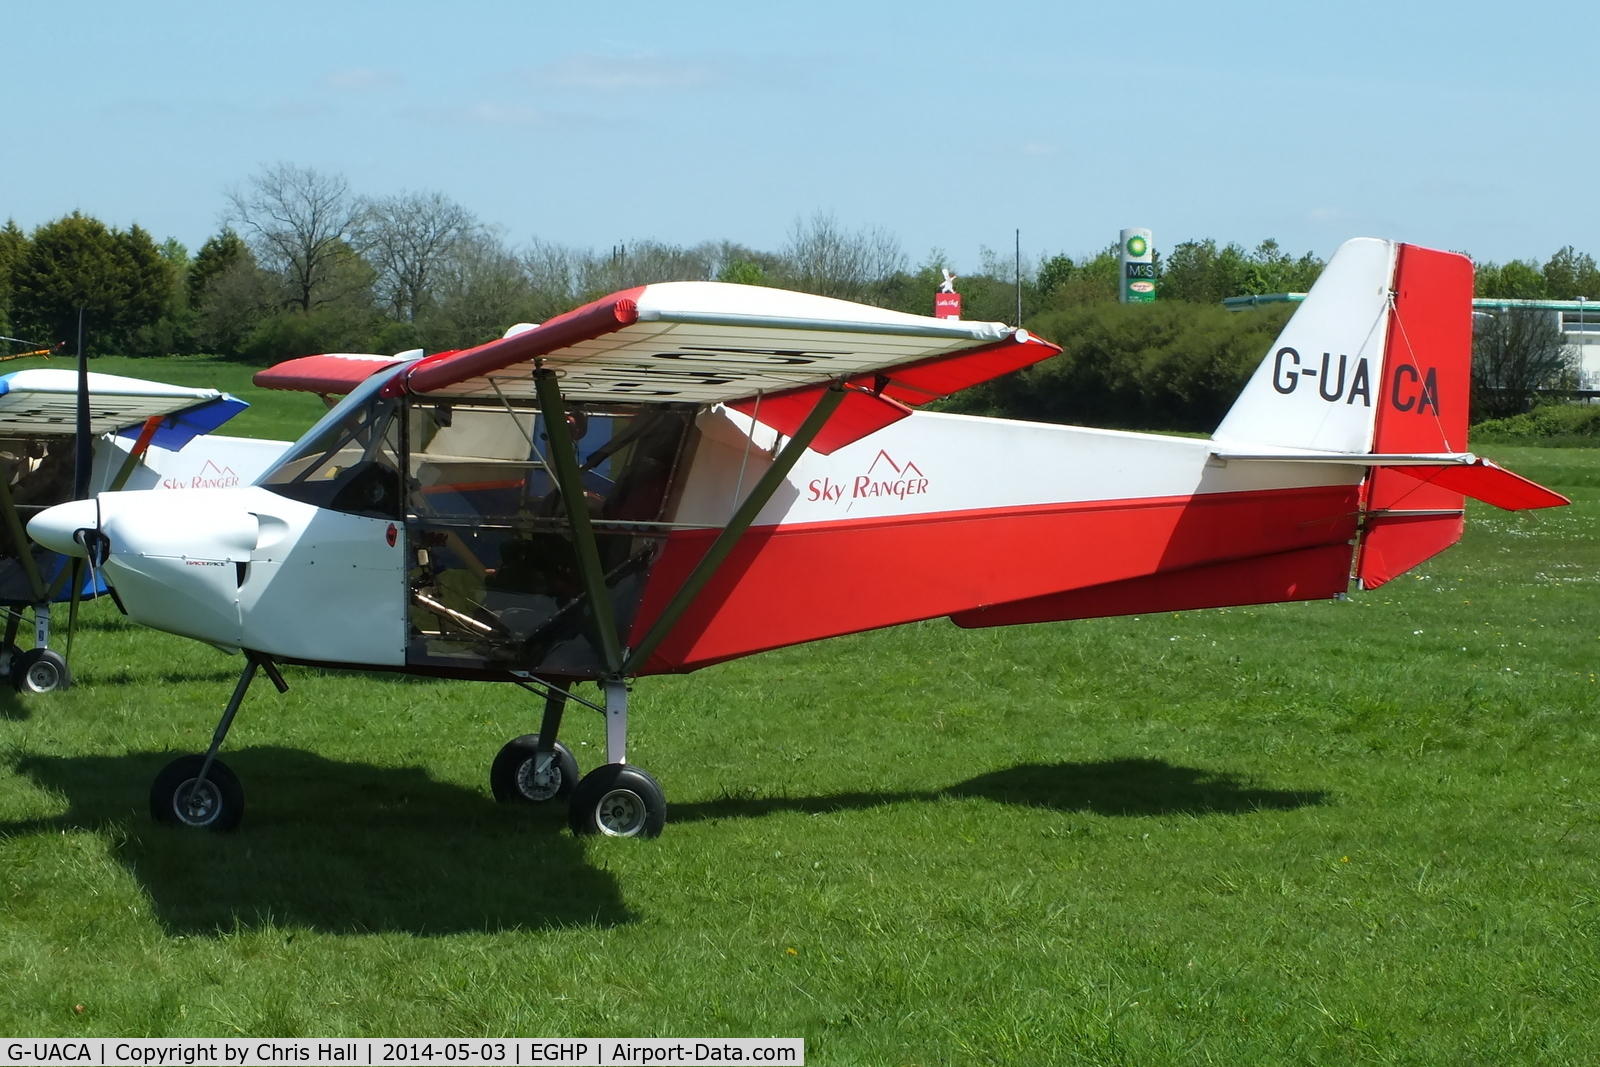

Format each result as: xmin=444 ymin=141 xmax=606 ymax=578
xmin=1212 ymin=237 xmax=1397 ymax=453
xmin=1211 ymin=238 xmax=1563 ymax=589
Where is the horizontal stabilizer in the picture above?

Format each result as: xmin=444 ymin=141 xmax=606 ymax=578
xmin=1386 ymin=459 xmax=1568 ymax=511
xmin=1212 ymin=449 xmax=1567 ymax=511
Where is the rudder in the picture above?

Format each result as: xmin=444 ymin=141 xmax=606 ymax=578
xmin=1356 ymin=244 xmax=1474 ymax=588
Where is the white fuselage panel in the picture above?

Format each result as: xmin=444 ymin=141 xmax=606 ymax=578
xmin=96 ymin=486 xmax=405 ymax=663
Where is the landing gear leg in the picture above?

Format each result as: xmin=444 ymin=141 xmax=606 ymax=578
xmin=150 ymin=652 xmax=288 ymax=831
xmin=491 ymin=681 xmax=581 ymax=804
xmin=568 ymin=679 xmax=665 ymax=838
xmin=10 ymin=605 xmax=69 ymax=694
xmin=0 ymin=610 xmax=21 ymax=679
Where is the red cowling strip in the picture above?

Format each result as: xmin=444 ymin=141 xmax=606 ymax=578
xmin=1388 ymin=460 xmax=1569 ymax=511
xmin=728 ymin=387 xmax=913 ymax=455
xmin=253 ymin=354 xmax=414 ymax=395
xmin=397 ymin=287 xmax=646 ymax=395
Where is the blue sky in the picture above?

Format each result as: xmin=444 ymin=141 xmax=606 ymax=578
xmin=4 ymin=1 xmax=1595 ymax=270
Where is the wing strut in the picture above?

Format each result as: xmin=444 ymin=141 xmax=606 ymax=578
xmin=621 ymin=382 xmax=847 ymax=676
xmin=533 ymin=369 xmax=626 ymax=677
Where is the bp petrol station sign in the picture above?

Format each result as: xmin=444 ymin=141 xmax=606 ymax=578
xmin=1121 ymin=228 xmax=1155 ymax=303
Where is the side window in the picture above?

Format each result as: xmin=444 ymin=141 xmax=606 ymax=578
xmin=259 ymin=396 xmax=403 ymax=519
xmin=404 ymin=400 xmax=692 ymax=673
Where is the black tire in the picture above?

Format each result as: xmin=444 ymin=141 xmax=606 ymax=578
xmin=568 ymin=763 xmax=666 ymax=838
xmin=0 ymin=642 xmax=23 ymax=681
xmin=150 ymin=755 xmax=244 ymax=831
xmin=490 ymin=734 xmax=580 ymax=804
xmin=11 ymin=648 xmax=70 ymax=694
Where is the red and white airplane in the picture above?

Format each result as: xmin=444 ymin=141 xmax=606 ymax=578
xmin=29 ymin=238 xmax=1566 ymax=836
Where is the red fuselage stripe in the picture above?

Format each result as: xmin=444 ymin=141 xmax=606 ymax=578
xmin=629 ymin=483 xmax=1362 ymax=673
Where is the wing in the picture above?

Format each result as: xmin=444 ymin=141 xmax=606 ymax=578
xmin=253 ymin=282 xmax=1060 ymax=454
xmin=0 ymin=369 xmax=248 ymax=448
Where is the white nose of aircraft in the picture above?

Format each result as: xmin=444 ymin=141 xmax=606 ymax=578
xmin=28 ymin=499 xmax=97 ymax=557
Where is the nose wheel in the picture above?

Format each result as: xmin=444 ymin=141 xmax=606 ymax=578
xmin=151 ymin=754 xmax=244 ymax=831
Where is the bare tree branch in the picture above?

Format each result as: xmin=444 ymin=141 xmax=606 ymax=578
xmin=355 ymin=191 xmax=477 ymax=321
xmin=226 ymin=164 xmax=363 ymax=313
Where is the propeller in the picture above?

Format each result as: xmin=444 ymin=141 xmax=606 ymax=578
xmin=64 ymin=310 xmax=89 ymax=662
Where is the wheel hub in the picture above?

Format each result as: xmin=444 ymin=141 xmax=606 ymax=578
xmin=25 ymin=662 xmax=57 ymax=691
xmin=176 ymin=779 xmax=220 ymax=826
xmin=595 ymin=788 xmax=647 ymax=836
xmin=515 ymin=755 xmax=561 ymax=801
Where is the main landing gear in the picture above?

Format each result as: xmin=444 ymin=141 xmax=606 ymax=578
xmin=492 ymin=678 xmax=666 ymax=838
xmin=1 ymin=607 xmax=70 ymax=694
xmin=149 ymin=652 xmax=288 ymax=831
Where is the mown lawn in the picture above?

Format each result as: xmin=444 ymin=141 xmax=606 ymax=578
xmin=0 ymin=363 xmax=1595 ymax=1062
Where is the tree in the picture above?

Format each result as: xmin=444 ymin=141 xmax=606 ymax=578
xmin=1472 ymin=307 xmax=1575 ymax=419
xmin=356 ymin=191 xmax=477 ymax=321
xmin=413 ymin=232 xmax=551 ymax=351
xmin=1036 ymin=253 xmax=1075 ymax=297
xmin=1159 ymin=238 xmax=1323 ymax=304
xmin=195 ymin=254 xmax=277 ymax=356
xmin=9 ymin=213 xmax=173 ymax=355
xmin=1542 ymin=246 xmax=1600 ymax=300
xmin=717 ymin=259 xmax=767 ymax=285
xmin=227 ymin=164 xmax=364 ymax=313
xmin=775 ymin=212 xmax=904 ymax=302
xmin=189 ymin=228 xmax=251 ymax=307
xmin=1475 ymin=259 xmax=1545 ymax=299
xmin=0 ymin=219 xmax=25 ymax=339
xmin=946 ymin=300 xmax=1295 ymax=432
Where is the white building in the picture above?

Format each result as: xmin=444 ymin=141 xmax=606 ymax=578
xmin=1225 ymin=294 xmax=1600 ymax=391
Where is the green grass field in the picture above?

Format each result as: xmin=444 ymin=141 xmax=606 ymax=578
xmin=0 ymin=366 xmax=1596 ymax=1062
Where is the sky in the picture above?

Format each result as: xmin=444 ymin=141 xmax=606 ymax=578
xmin=3 ymin=0 xmax=1597 ymax=272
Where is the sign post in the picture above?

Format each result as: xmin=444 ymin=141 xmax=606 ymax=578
xmin=1120 ymin=229 xmax=1155 ymax=303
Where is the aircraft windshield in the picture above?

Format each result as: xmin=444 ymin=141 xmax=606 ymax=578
xmin=257 ymin=370 xmax=404 ymax=519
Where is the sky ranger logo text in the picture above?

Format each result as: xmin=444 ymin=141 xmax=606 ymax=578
xmin=162 ymin=461 xmax=241 ymax=490
xmin=808 ymin=450 xmax=930 ymax=508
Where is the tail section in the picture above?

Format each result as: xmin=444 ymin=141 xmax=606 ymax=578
xmin=1212 ymin=238 xmax=1566 ymax=590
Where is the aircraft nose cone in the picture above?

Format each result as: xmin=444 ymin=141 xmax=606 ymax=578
xmin=28 ymin=499 xmax=97 ymax=557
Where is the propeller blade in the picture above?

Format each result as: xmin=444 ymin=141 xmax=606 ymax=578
xmin=73 ymin=309 xmax=91 ymax=500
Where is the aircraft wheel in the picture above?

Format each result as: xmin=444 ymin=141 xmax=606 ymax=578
xmin=568 ymin=764 xmax=665 ymax=838
xmin=150 ymin=755 xmax=244 ymax=831
xmin=11 ymin=648 xmax=70 ymax=694
xmin=491 ymin=735 xmax=580 ymax=804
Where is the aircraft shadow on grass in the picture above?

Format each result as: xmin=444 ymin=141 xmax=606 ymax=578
xmin=0 ymin=688 xmax=26 ymax=722
xmin=671 ymin=758 xmax=1326 ymax=823
xmin=0 ymin=746 xmax=632 ymax=937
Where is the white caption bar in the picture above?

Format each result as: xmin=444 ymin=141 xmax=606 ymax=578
xmin=2 ymin=1040 xmax=803 ymax=1067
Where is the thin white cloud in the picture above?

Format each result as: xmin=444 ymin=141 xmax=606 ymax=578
xmin=526 ymin=54 xmax=718 ymax=92
xmin=409 ymin=102 xmax=553 ymax=127
xmin=323 ymin=68 xmax=401 ymax=92
xmin=1022 ymin=143 xmax=1059 ymax=157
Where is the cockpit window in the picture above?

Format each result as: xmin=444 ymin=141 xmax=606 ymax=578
xmin=258 ymin=371 xmax=404 ymax=519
